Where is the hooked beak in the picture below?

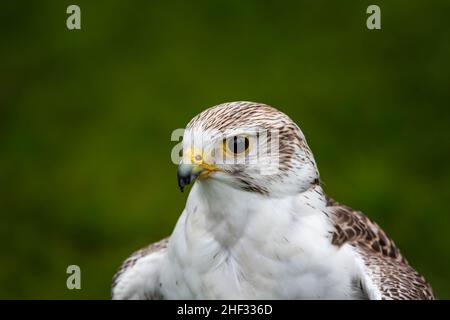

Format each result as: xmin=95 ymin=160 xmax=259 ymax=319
xmin=177 ymin=149 xmax=217 ymax=192
xmin=177 ymin=163 xmax=206 ymax=192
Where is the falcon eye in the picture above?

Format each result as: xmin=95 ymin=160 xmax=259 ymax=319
xmin=224 ymin=135 xmax=250 ymax=155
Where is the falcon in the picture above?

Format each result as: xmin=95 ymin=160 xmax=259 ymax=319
xmin=112 ymin=101 xmax=434 ymax=300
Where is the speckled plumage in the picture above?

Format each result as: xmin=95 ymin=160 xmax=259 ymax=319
xmin=112 ymin=238 xmax=169 ymax=292
xmin=328 ymin=200 xmax=434 ymax=299
xmin=112 ymin=101 xmax=434 ymax=300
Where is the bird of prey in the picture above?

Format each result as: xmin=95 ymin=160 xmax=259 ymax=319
xmin=112 ymin=101 xmax=434 ymax=300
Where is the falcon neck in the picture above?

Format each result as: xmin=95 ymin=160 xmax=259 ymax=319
xmin=184 ymin=179 xmax=329 ymax=247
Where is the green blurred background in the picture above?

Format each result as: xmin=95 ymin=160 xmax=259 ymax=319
xmin=1 ymin=0 xmax=449 ymax=299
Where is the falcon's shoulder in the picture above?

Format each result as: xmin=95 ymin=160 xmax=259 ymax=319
xmin=326 ymin=198 xmax=434 ymax=300
xmin=111 ymin=237 xmax=169 ymax=300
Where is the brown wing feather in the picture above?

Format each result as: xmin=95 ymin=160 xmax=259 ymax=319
xmin=111 ymin=237 xmax=169 ymax=293
xmin=327 ymin=198 xmax=435 ymax=300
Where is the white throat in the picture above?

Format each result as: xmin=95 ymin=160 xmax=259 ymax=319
xmin=160 ymin=180 xmax=361 ymax=299
xmin=184 ymin=180 xmax=329 ymax=246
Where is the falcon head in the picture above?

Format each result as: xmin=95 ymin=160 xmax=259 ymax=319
xmin=177 ymin=101 xmax=319 ymax=197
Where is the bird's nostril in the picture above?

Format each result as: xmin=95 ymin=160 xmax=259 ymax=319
xmin=194 ymin=155 xmax=202 ymax=161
